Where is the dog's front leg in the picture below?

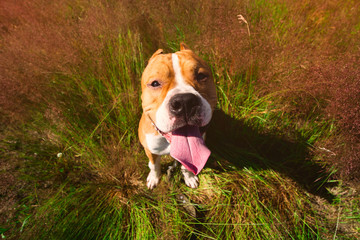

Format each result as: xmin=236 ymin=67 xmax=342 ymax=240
xmin=145 ymin=149 xmax=161 ymax=189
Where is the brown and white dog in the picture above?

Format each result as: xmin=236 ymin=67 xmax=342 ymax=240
xmin=138 ymin=43 xmax=217 ymax=189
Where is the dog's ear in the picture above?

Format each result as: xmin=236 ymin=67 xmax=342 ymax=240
xmin=180 ymin=42 xmax=191 ymax=51
xmin=149 ymin=49 xmax=164 ymax=62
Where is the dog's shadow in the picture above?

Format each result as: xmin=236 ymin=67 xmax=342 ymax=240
xmin=205 ymin=109 xmax=336 ymax=202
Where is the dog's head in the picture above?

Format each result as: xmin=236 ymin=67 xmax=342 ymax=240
xmin=141 ymin=43 xmax=217 ymax=134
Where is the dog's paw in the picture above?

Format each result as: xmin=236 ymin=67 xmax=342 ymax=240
xmin=184 ymin=174 xmax=199 ymax=188
xmin=147 ymin=171 xmax=160 ymax=189
xmin=181 ymin=168 xmax=199 ymax=188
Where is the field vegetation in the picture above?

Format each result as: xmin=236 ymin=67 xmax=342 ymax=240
xmin=1 ymin=0 xmax=360 ymax=239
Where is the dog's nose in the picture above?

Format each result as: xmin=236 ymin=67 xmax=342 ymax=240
xmin=169 ymin=93 xmax=201 ymax=118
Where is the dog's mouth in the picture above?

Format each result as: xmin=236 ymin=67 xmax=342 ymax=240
xmin=150 ymin=118 xmax=210 ymax=175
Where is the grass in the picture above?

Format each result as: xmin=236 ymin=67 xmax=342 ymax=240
xmin=1 ymin=0 xmax=360 ymax=239
xmin=6 ymin=33 xmax=336 ymax=239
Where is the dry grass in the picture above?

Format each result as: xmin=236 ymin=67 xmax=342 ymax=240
xmin=0 ymin=0 xmax=134 ymax=122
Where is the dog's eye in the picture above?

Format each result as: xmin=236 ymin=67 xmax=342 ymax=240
xmin=196 ymin=72 xmax=208 ymax=82
xmin=149 ymin=80 xmax=161 ymax=88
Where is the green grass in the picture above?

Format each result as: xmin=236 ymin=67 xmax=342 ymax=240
xmin=2 ymin=1 xmax=360 ymax=239
xmin=46 ymin=31 xmax=143 ymax=170
xmin=8 ymin=31 xmax=339 ymax=239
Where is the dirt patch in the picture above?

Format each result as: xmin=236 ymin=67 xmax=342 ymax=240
xmin=313 ymin=185 xmax=360 ymax=239
xmin=0 ymin=159 xmax=24 ymax=219
xmin=0 ymin=133 xmax=27 ymax=236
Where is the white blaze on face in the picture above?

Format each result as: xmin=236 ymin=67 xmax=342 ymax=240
xmin=172 ymin=52 xmax=191 ymax=89
xmin=154 ymin=53 xmax=212 ymax=133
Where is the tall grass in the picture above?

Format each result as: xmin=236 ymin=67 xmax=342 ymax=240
xmin=2 ymin=0 xmax=360 ymax=239
xmin=27 ymin=185 xmax=159 ymax=239
xmin=15 ymin=29 xmax=340 ymax=239
xmin=49 ymin=31 xmax=143 ymax=170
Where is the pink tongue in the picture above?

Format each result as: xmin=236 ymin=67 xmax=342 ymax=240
xmin=170 ymin=125 xmax=211 ymax=175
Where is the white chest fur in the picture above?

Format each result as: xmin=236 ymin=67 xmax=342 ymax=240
xmin=145 ymin=133 xmax=171 ymax=155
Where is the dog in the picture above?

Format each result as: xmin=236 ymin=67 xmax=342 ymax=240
xmin=138 ymin=43 xmax=217 ymax=189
